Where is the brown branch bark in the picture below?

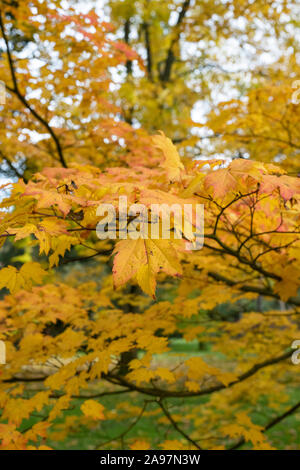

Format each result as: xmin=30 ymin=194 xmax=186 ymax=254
xmin=160 ymin=0 xmax=191 ymax=82
xmin=207 ymin=271 xmax=300 ymax=307
xmin=0 ymin=12 xmax=67 ymax=168
xmin=124 ymin=19 xmax=132 ymax=76
xmin=103 ymin=348 xmax=292 ymax=398
xmin=143 ymin=22 xmax=153 ymax=79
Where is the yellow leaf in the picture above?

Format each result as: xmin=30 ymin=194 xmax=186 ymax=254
xmin=130 ymin=439 xmax=151 ymax=450
xmin=0 ymin=262 xmax=46 ymax=293
xmin=160 ymin=439 xmax=185 ymax=450
xmin=113 ymin=239 xmax=182 ymax=297
xmin=80 ymin=400 xmax=105 ymax=420
xmin=0 ymin=266 xmax=18 ymax=292
xmin=152 ymin=132 xmax=184 ymax=182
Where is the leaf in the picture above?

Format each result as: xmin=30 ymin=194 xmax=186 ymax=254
xmin=10 ymin=219 xmax=69 ymax=255
xmin=204 ymin=159 xmax=262 ymax=198
xmin=12 ymin=224 xmax=37 ymax=242
xmin=0 ymin=262 xmax=47 ymax=293
xmin=273 ymin=265 xmax=300 ymax=301
xmin=130 ymin=440 xmax=151 ymax=450
xmin=152 ymin=132 xmax=184 ymax=182
xmin=137 ymin=239 xmax=182 ymax=297
xmin=259 ymin=174 xmax=300 ymax=201
xmin=204 ymin=167 xmax=237 ymax=198
xmin=185 ymin=357 xmax=237 ymax=386
xmin=0 ymin=266 xmax=18 ymax=293
xmin=25 ymin=422 xmax=50 ymax=442
xmin=80 ymin=400 xmax=105 ymax=420
xmin=112 ymin=239 xmax=147 ymax=289
xmin=49 ymin=235 xmax=78 ymax=267
xmin=221 ymin=412 xmax=266 ymax=447
xmin=113 ymin=239 xmax=182 ymax=297
xmin=181 ymin=173 xmax=205 ymax=197
xmin=23 ymin=187 xmax=72 ymax=216
xmin=160 ymin=440 xmax=186 ymax=450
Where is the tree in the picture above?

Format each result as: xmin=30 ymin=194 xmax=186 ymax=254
xmin=0 ymin=0 xmax=299 ymax=450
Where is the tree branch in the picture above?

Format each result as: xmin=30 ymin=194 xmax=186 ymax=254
xmin=160 ymin=0 xmax=191 ymax=82
xmin=104 ymin=348 xmax=292 ymax=398
xmin=0 ymin=149 xmax=27 ymax=182
xmin=0 ymin=12 xmax=68 ymax=168
xmin=143 ymin=22 xmax=153 ymax=79
xmin=157 ymin=399 xmax=202 ymax=449
xmin=207 ymin=271 xmax=300 ymax=307
xmin=124 ymin=19 xmax=132 ymax=76
xmin=229 ymin=399 xmax=300 ymax=450
xmin=95 ymin=400 xmax=149 ymax=449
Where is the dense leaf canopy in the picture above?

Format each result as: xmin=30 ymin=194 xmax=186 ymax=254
xmin=0 ymin=0 xmax=299 ymax=450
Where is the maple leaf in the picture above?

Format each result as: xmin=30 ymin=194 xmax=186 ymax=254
xmin=204 ymin=159 xmax=263 ymax=198
xmin=0 ymin=0 xmax=299 ymax=452
xmin=9 ymin=219 xmax=69 ymax=255
xmin=273 ymin=265 xmax=300 ymax=301
xmin=0 ymin=263 xmax=47 ymax=293
xmin=25 ymin=422 xmax=50 ymax=442
xmin=0 ymin=423 xmax=28 ymax=449
xmin=204 ymin=167 xmax=237 ymax=198
xmin=130 ymin=440 xmax=151 ymax=450
xmin=80 ymin=400 xmax=105 ymax=420
xmin=23 ymin=187 xmax=72 ymax=216
xmin=221 ymin=412 xmax=266 ymax=447
xmin=259 ymin=174 xmax=300 ymax=201
xmin=49 ymin=235 xmax=78 ymax=267
xmin=152 ymin=132 xmax=184 ymax=182
xmin=0 ymin=266 xmax=18 ymax=293
xmin=112 ymin=239 xmax=147 ymax=288
xmin=185 ymin=356 xmax=236 ymax=386
xmin=160 ymin=440 xmax=186 ymax=450
xmin=181 ymin=173 xmax=205 ymax=197
xmin=113 ymin=239 xmax=182 ymax=297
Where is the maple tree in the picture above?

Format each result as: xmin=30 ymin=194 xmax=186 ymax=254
xmin=0 ymin=0 xmax=299 ymax=450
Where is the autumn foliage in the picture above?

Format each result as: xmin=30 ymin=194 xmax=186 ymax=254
xmin=0 ymin=0 xmax=299 ymax=450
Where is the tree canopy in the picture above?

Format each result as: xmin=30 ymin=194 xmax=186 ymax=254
xmin=0 ymin=0 xmax=299 ymax=450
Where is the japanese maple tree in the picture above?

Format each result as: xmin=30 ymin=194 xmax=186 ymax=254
xmin=0 ymin=0 xmax=299 ymax=450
